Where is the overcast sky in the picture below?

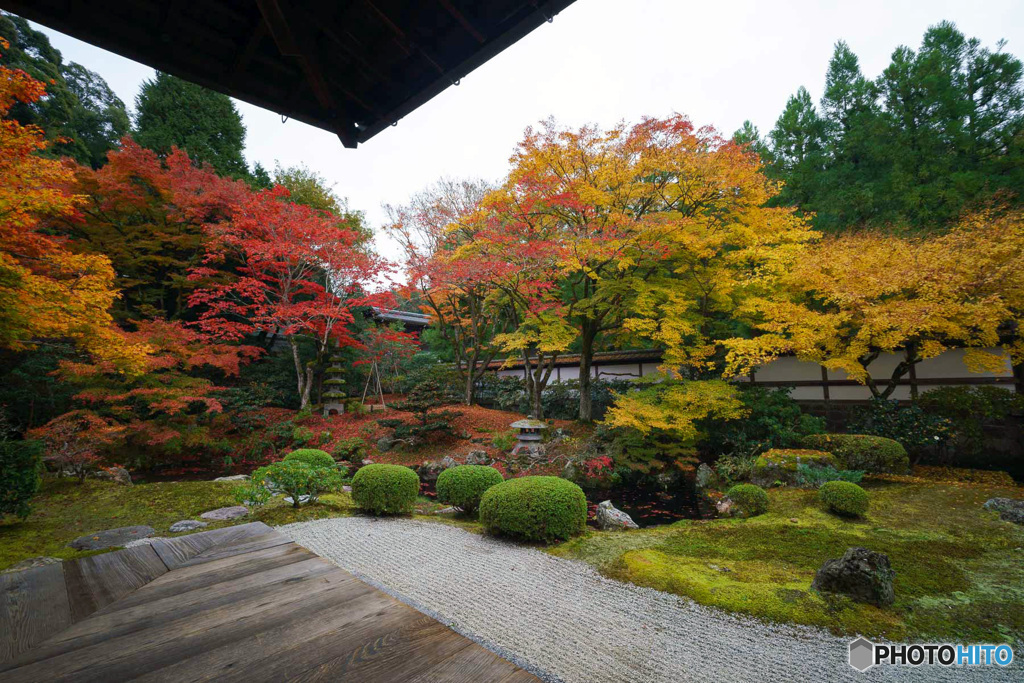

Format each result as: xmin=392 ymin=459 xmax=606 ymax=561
xmin=27 ymin=0 xmax=1024 ymax=264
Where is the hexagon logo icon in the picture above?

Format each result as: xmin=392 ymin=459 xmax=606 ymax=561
xmin=849 ymin=637 xmax=875 ymax=671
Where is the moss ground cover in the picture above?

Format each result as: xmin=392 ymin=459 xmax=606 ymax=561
xmin=550 ymin=481 xmax=1024 ymax=643
xmin=0 ymin=477 xmax=356 ymax=570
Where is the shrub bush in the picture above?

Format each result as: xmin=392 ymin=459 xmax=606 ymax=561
xmin=819 ymin=481 xmax=869 ymax=517
xmin=800 ymin=434 xmax=910 ymax=474
xmin=331 ymin=437 xmax=367 ymax=462
xmin=724 ymin=484 xmax=769 ymax=518
xmin=436 ymin=465 xmax=504 ymax=513
xmin=351 ymin=464 xmax=420 ymax=515
xmin=490 ymin=430 xmax=518 ymax=452
xmin=794 ymin=464 xmax=865 ymax=488
xmin=703 ymin=386 xmax=825 ymax=459
xmin=0 ymin=438 xmax=43 ymax=519
xmin=284 ymin=448 xmax=336 ymax=469
xmin=847 ymin=399 xmax=951 ymax=459
xmin=751 ymin=449 xmax=836 ymax=486
xmin=291 ymin=425 xmax=314 ymax=447
xmin=919 ymin=386 xmax=1024 ymax=463
xmin=239 ymin=459 xmax=344 ymax=508
xmin=479 ymin=476 xmax=587 ymax=542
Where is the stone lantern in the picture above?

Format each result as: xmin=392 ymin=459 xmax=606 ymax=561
xmin=322 ymin=354 xmax=346 ymax=417
xmin=510 ymin=416 xmax=547 ymax=458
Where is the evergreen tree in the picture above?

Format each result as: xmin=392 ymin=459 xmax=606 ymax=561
xmin=732 ymin=120 xmax=772 ymax=163
xmin=0 ymin=12 xmax=129 ymax=168
xmin=768 ymin=87 xmax=824 ymax=210
xmin=134 ymin=72 xmax=248 ymax=177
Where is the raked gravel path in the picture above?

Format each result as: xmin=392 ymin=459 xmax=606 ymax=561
xmin=279 ymin=517 xmax=1020 ymax=683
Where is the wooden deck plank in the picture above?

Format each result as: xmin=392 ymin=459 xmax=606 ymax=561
xmin=149 ymin=522 xmax=277 ymax=569
xmin=0 ymin=563 xmax=71 ymax=666
xmin=0 ymin=522 xmax=540 ymax=683
xmin=63 ymin=545 xmax=168 ymax=623
xmin=290 ymin=615 xmax=475 ymax=683
xmin=135 ymin=591 xmax=412 ymax=682
xmin=2 ymin=563 xmax=361 ymax=682
xmin=404 ymin=641 xmax=523 ymax=683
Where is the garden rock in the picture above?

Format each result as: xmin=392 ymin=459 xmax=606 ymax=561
xmin=417 ymin=461 xmax=444 ymax=483
xmin=715 ymin=498 xmax=733 ymax=516
xmin=440 ymin=455 xmax=458 ymax=470
xmin=695 ymin=463 xmax=715 ymax=489
xmin=94 ymin=466 xmax=132 ymax=486
xmin=465 ymin=450 xmax=491 ymax=466
xmin=1000 ymin=508 xmax=1024 ymax=525
xmin=283 ymin=495 xmax=311 ymax=505
xmin=983 ymin=497 xmax=1024 ymax=514
xmin=376 ymin=436 xmax=394 ymax=452
xmin=213 ymin=474 xmax=250 ymax=482
xmin=811 ymin=547 xmax=895 ymax=606
xmin=169 ymin=520 xmax=208 ymax=533
xmin=561 ymin=459 xmax=580 ymax=483
xmin=200 ymin=505 xmax=249 ymax=521
xmin=70 ymin=525 xmax=155 ymax=551
xmin=595 ymin=500 xmax=639 ymax=531
xmin=2 ymin=556 xmax=61 ymax=574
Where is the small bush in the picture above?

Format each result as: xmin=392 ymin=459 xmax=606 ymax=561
xmin=801 ymin=434 xmax=909 ymax=474
xmin=436 ymin=465 xmax=504 ymax=513
xmin=919 ymin=386 xmax=1024 ymax=463
xmin=332 ymin=437 xmax=367 ymax=462
xmin=794 ymin=464 xmax=864 ymax=488
xmin=239 ymin=459 xmax=344 ymax=508
xmin=819 ymin=481 xmax=869 ymax=517
xmin=291 ymin=425 xmax=314 ymax=447
xmin=479 ymin=476 xmax=587 ymax=542
xmin=284 ymin=448 xmax=336 ymax=470
xmin=847 ymin=399 xmax=951 ymax=459
xmin=0 ymin=439 xmax=43 ymax=519
xmin=703 ymin=385 xmax=825 ymax=458
xmin=724 ymin=484 xmax=769 ymax=518
xmin=351 ymin=464 xmax=420 ymax=515
xmin=490 ymin=430 xmax=518 ymax=452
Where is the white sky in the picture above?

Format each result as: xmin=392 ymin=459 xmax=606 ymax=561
xmin=28 ymin=0 xmax=1024 ymax=265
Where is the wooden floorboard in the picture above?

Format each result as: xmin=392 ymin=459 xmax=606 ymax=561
xmin=0 ymin=524 xmax=541 ymax=683
xmin=0 ymin=563 xmax=71 ymax=666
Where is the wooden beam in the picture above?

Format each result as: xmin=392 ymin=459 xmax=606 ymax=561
xmin=438 ymin=0 xmax=486 ymax=43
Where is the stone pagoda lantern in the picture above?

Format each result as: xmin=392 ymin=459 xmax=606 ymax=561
xmin=510 ymin=416 xmax=548 ymax=458
xmin=322 ymin=353 xmax=346 ymax=417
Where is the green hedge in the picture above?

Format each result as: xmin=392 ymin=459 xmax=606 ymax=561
xmin=436 ymin=465 xmax=504 ymax=514
xmin=479 ymin=476 xmax=587 ymax=542
xmin=284 ymin=448 xmax=336 ymax=469
xmin=819 ymin=481 xmax=869 ymax=517
xmin=801 ymin=434 xmax=909 ymax=474
xmin=724 ymin=484 xmax=769 ymax=518
xmin=351 ymin=464 xmax=420 ymax=515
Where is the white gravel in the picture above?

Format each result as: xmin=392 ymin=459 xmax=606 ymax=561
xmin=279 ymin=517 xmax=1020 ymax=683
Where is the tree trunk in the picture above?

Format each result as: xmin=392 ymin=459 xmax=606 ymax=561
xmin=464 ymin=372 xmax=475 ymax=406
xmin=578 ymin=326 xmax=595 ymax=422
xmin=290 ymin=337 xmax=312 ymax=409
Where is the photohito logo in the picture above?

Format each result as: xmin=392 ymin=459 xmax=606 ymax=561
xmin=848 ymin=638 xmax=1014 ymax=672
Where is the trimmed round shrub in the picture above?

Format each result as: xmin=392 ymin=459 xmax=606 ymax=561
xmin=724 ymin=484 xmax=769 ymax=518
xmin=819 ymin=481 xmax=869 ymax=517
xmin=284 ymin=448 xmax=336 ymax=469
xmin=800 ymin=434 xmax=909 ymax=474
xmin=479 ymin=476 xmax=587 ymax=542
xmin=436 ymin=465 xmax=504 ymax=513
xmin=351 ymin=464 xmax=420 ymax=515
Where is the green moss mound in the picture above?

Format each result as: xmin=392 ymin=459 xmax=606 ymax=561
xmin=752 ymin=449 xmax=836 ymax=486
xmin=819 ymin=481 xmax=869 ymax=517
xmin=725 ymin=484 xmax=769 ymax=518
xmin=801 ymin=434 xmax=909 ymax=474
xmin=351 ymin=464 xmax=419 ymax=515
xmin=436 ymin=465 xmax=504 ymax=514
xmin=284 ymin=449 xmax=335 ymax=469
xmin=479 ymin=476 xmax=587 ymax=542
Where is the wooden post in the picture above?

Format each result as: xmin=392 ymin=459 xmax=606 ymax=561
xmin=821 ymin=365 xmax=831 ymax=428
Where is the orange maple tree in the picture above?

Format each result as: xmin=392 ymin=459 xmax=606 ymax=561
xmin=0 ymin=40 xmax=145 ymax=372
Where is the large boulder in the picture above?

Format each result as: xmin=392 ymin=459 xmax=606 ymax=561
xmin=695 ymin=463 xmax=716 ymax=489
xmin=200 ymin=505 xmax=249 ymax=521
xmin=94 ymin=466 xmax=132 ymax=486
xmin=983 ymin=498 xmax=1024 ymax=525
xmin=70 ymin=525 xmax=155 ymax=551
xmin=595 ymin=500 xmax=639 ymax=531
xmin=811 ymin=547 xmax=895 ymax=606
xmin=465 ymin=450 xmax=491 ymax=466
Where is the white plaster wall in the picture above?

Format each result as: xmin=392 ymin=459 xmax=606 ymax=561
xmin=753 ymin=356 xmax=823 ymax=382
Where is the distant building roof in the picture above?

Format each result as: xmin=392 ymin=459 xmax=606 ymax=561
xmin=373 ymin=307 xmax=430 ymax=328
